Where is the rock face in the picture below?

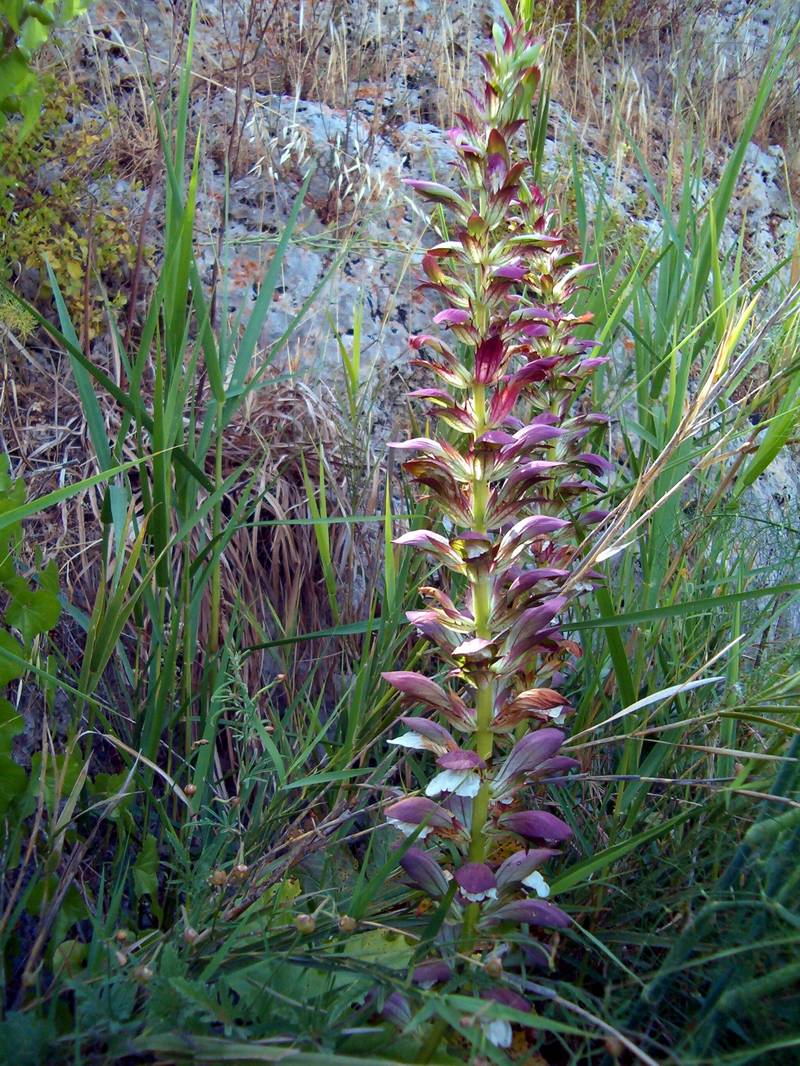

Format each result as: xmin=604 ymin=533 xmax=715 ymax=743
xmin=25 ymin=1 xmax=800 ymax=625
xmin=74 ymin=1 xmax=795 ymax=386
xmin=739 ymin=452 xmax=800 ymax=637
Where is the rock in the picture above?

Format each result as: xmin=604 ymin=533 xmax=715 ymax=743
xmin=738 ymin=451 xmax=800 ymax=636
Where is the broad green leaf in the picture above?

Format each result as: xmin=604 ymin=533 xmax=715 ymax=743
xmin=0 ymin=752 xmax=27 ymax=814
xmin=3 ymin=571 xmax=61 ymax=647
xmin=0 ymin=698 xmax=23 ymax=753
xmin=0 ymin=629 xmax=25 ymax=686
xmin=133 ymin=833 xmax=159 ymax=900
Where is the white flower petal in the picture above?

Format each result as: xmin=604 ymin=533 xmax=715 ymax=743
xmin=522 ymin=870 xmax=550 ymax=898
xmin=462 ymin=887 xmax=498 ymax=903
xmin=386 ymin=818 xmax=432 ymax=839
xmin=454 ymin=771 xmax=482 ymax=798
xmin=388 ymin=732 xmax=427 ymax=750
xmin=484 ymin=1019 xmax=513 ymax=1048
xmin=546 ymin=707 xmax=568 ymax=725
xmin=426 ymin=769 xmax=481 ymax=798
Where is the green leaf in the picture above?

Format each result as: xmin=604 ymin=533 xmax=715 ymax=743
xmin=3 ymin=569 xmax=61 ymax=647
xmin=0 ymin=1012 xmax=55 ymax=1066
xmin=133 ymin=833 xmax=159 ymax=900
xmin=0 ymin=698 xmax=23 ymax=753
xmin=0 ymin=752 xmax=27 ymax=814
xmin=46 ymin=262 xmax=113 ymax=472
xmin=52 ymin=938 xmax=88 ymax=976
xmin=342 ymin=928 xmax=415 ymax=970
xmin=550 ymin=809 xmax=694 ymax=894
xmin=283 ymin=767 xmax=375 ymax=789
xmin=25 ymin=749 xmax=84 ymax=818
xmin=0 ymin=629 xmax=25 ymax=686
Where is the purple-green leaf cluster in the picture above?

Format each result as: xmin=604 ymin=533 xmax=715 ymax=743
xmin=381 ymin=19 xmax=609 ymax=1046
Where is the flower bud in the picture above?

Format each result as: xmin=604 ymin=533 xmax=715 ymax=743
xmin=183 ymin=926 xmax=199 ymax=945
xmin=231 ymin=863 xmax=249 ymax=882
xmin=485 ymin=955 xmax=503 ymax=978
xmin=338 ymin=915 xmax=357 ymax=933
xmin=115 ymin=929 xmax=131 ymax=943
xmin=295 ymin=913 xmax=316 ymax=935
xmin=133 ymin=964 xmax=153 ymax=983
xmin=185 ymin=784 xmax=197 ymax=797
xmin=209 ymin=869 xmax=227 ymax=887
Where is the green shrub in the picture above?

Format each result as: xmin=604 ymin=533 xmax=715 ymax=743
xmin=0 ymin=0 xmax=90 ymax=135
xmin=0 ymin=78 xmax=142 ymax=339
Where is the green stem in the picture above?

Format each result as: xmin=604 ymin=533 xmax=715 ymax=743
xmin=460 ymin=376 xmax=496 ymax=949
xmin=209 ymin=408 xmax=223 ymax=664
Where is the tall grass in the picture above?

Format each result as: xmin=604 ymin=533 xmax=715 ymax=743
xmin=0 ymin=2 xmax=798 ymax=1063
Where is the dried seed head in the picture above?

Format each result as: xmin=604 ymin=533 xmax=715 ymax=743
xmin=231 ymin=863 xmax=249 ymax=882
xmin=133 ymin=964 xmax=154 ymax=983
xmin=485 ymin=956 xmax=503 ymax=978
xmin=183 ymin=926 xmax=199 ymax=945
xmin=115 ymin=929 xmax=131 ymax=943
xmin=184 ymin=784 xmax=197 ymax=797
xmin=295 ymin=913 xmax=316 ymax=935
xmin=209 ymin=869 xmax=228 ymax=887
xmin=338 ymin=915 xmax=357 ymax=934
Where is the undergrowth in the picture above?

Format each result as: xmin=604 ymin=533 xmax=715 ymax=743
xmin=0 ymin=76 xmax=142 ymax=339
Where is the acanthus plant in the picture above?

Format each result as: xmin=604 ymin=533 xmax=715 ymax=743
xmin=380 ymin=20 xmax=610 ymax=1047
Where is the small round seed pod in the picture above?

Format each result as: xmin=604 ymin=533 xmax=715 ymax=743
xmin=338 ymin=915 xmax=357 ymax=934
xmin=114 ymin=929 xmax=131 ymax=944
xmin=231 ymin=863 xmax=249 ymax=883
xmin=484 ymin=956 xmax=503 ymax=978
xmin=184 ymin=784 xmax=197 ymax=797
xmin=209 ymin=869 xmax=228 ymax=888
xmin=295 ymin=913 xmax=316 ymax=935
xmin=604 ymin=1036 xmax=624 ymax=1059
xmin=183 ymin=926 xmax=199 ymax=945
xmin=133 ymin=964 xmax=154 ymax=983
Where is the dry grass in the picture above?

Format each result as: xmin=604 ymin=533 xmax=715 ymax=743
xmin=9 ymin=0 xmax=796 ymax=687
xmin=533 ymin=0 xmax=798 ymax=183
xmin=1 ymin=299 xmax=382 ymax=696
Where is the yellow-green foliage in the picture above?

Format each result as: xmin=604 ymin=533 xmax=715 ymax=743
xmin=0 ymin=289 xmax=36 ymax=340
xmin=0 ymin=0 xmax=91 ymax=135
xmin=0 ymin=78 xmax=141 ymax=338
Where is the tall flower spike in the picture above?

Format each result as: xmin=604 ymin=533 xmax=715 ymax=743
xmin=382 ymin=19 xmax=607 ymax=1048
